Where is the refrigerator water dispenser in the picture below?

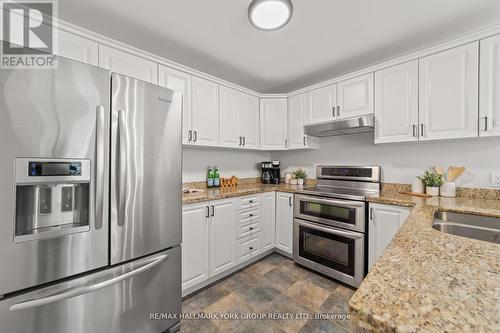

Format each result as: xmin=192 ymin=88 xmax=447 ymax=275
xmin=14 ymin=158 xmax=91 ymax=243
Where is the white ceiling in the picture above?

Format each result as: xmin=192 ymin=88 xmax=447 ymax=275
xmin=59 ymin=0 xmax=500 ymax=93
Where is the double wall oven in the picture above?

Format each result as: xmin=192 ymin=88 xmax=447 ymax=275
xmin=293 ymin=166 xmax=380 ymax=287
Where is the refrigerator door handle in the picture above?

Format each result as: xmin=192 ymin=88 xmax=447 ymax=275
xmin=9 ymin=254 xmax=169 ymax=312
xmin=95 ymin=105 xmax=105 ymax=230
xmin=117 ymin=110 xmax=128 ymax=226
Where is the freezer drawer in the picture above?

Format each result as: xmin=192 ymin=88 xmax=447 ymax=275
xmin=0 ymin=247 xmax=181 ymax=333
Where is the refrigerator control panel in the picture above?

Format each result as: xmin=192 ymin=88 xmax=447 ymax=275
xmin=28 ymin=161 xmax=82 ymax=177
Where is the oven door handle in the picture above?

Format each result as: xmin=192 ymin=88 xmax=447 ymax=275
xmin=295 ymin=219 xmax=364 ymax=239
xmin=295 ymin=194 xmax=365 ymax=208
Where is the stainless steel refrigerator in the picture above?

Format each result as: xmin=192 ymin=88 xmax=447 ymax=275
xmin=0 ymin=57 xmax=182 ymax=333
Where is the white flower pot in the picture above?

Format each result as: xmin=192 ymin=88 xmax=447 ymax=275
xmin=440 ymin=182 xmax=456 ymax=197
xmin=426 ymin=186 xmax=439 ymax=196
xmin=297 ymin=179 xmax=304 ymax=185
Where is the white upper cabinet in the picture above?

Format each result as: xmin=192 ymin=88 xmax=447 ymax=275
xmin=260 ymin=98 xmax=288 ymax=150
xmin=288 ymin=93 xmax=318 ymax=149
xmin=191 ymin=77 xmax=219 ymax=146
xmin=337 ymin=73 xmax=374 ymax=119
xmin=158 ymin=65 xmax=192 ymax=144
xmin=240 ymin=94 xmax=260 ymax=149
xmin=480 ymin=34 xmax=500 ymax=137
xmin=99 ymin=45 xmax=158 ymax=84
xmin=375 ymin=61 xmax=419 ymax=144
xmin=307 ymin=84 xmax=336 ymax=124
xmin=219 ymin=86 xmax=241 ymax=148
xmin=419 ymin=42 xmax=479 ymax=141
xmin=56 ymin=30 xmax=98 ymax=66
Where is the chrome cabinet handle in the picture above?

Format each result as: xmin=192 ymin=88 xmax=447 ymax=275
xmin=239 ymin=136 xmax=242 ymax=146
xmin=289 ymin=197 xmax=292 ymax=206
xmin=249 ymin=200 xmax=254 ymax=203
xmin=95 ymin=105 xmax=105 ymax=230
xmin=370 ymin=207 xmax=374 ymax=220
xmin=332 ymin=106 xmax=336 ymax=118
xmin=412 ymin=124 xmax=418 ymax=138
xmin=117 ymin=110 xmax=127 ymax=227
xmin=483 ymin=116 xmax=488 ymax=132
xmin=420 ymin=124 xmax=425 ymax=137
xmin=211 ymin=205 xmax=215 ymax=217
xmin=243 ymin=137 xmax=246 ymax=146
xmin=188 ymin=130 xmax=192 ymax=142
xmin=193 ymin=131 xmax=197 ymax=143
xmin=285 ymin=139 xmax=288 ymax=148
xmin=336 ymin=106 xmax=340 ymax=117
xmin=206 ymin=206 xmax=210 ymax=218
xmin=249 ymin=246 xmax=254 ymax=250
xmin=9 ymin=254 xmax=168 ymax=311
xmin=249 ymin=213 xmax=254 ymax=217
xmin=303 ymin=136 xmax=307 ymax=146
xmin=249 ymin=227 xmax=255 ymax=230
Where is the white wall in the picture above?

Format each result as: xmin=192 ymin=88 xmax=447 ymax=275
xmin=272 ymin=134 xmax=500 ymax=188
xmin=182 ymin=147 xmax=271 ymax=182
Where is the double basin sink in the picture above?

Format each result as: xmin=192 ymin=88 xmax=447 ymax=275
xmin=433 ymin=211 xmax=500 ymax=244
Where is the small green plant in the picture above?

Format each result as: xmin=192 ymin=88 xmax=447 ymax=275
xmin=293 ymin=168 xmax=307 ymax=180
xmin=418 ymin=171 xmax=444 ymax=187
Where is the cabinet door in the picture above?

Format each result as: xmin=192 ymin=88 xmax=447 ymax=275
xmin=99 ymin=45 xmax=158 ymax=84
xmin=241 ymin=94 xmax=260 ymax=149
xmin=209 ymin=199 xmax=237 ymax=276
xmin=275 ymin=192 xmax=293 ymax=254
xmin=375 ymin=61 xmax=419 ymax=144
xmin=480 ymin=34 xmax=500 ymax=137
xmin=57 ymin=30 xmax=98 ymax=66
xmin=288 ymin=93 xmax=308 ymax=149
xmin=307 ymin=84 xmax=336 ymax=124
xmin=158 ymin=65 xmax=192 ymax=144
xmin=337 ymin=73 xmax=374 ymax=119
xmin=219 ymin=86 xmax=241 ymax=148
xmin=260 ymin=98 xmax=288 ymax=150
xmin=368 ymin=203 xmax=410 ymax=269
xmin=419 ymin=42 xmax=479 ymax=141
xmin=192 ymin=77 xmax=219 ymax=146
xmin=182 ymin=203 xmax=210 ymax=290
xmin=260 ymin=192 xmax=276 ymax=252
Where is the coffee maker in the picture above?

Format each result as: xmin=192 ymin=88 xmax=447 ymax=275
xmin=261 ymin=161 xmax=280 ymax=184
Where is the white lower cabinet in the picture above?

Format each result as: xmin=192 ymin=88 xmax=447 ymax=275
xmin=181 ymin=203 xmax=210 ymax=291
xmin=209 ymin=199 xmax=237 ymax=276
xmin=275 ymin=192 xmax=294 ymax=254
xmin=261 ymin=192 xmax=276 ymax=252
xmin=238 ymin=233 xmax=261 ymax=264
xmin=368 ymin=203 xmax=410 ymax=269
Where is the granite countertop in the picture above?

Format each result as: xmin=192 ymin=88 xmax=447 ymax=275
xmin=182 ymin=183 xmax=304 ymax=204
xmin=350 ymin=191 xmax=500 ymax=332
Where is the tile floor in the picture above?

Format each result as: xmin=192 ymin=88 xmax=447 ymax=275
xmin=181 ymin=253 xmax=356 ymax=333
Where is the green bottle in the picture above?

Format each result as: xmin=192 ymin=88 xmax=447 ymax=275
xmin=213 ymin=167 xmax=220 ymax=188
xmin=207 ymin=167 xmax=214 ymax=188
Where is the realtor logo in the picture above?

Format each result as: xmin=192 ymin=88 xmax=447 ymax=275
xmin=1 ymin=0 xmax=58 ymax=68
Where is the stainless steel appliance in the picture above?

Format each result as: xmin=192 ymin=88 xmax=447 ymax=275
xmin=304 ymin=114 xmax=374 ymax=137
xmin=0 ymin=57 xmax=182 ymax=333
xmin=261 ymin=161 xmax=280 ymax=184
xmin=293 ymin=165 xmax=380 ymax=287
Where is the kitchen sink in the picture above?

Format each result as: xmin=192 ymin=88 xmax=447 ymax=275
xmin=432 ymin=211 xmax=500 ymax=244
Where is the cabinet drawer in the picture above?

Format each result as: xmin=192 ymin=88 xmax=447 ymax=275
xmin=237 ymin=221 xmax=260 ymax=239
xmin=238 ymin=209 xmax=260 ymax=224
xmin=238 ymin=195 xmax=260 ymax=210
xmin=238 ymin=233 xmax=261 ymax=264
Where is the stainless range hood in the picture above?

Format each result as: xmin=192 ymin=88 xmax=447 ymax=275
xmin=304 ymin=115 xmax=375 ymax=137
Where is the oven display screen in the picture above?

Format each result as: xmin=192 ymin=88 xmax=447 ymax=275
xmin=321 ymin=168 xmax=372 ymax=178
xmin=300 ymin=201 xmax=353 ymax=224
xmin=29 ymin=162 xmax=82 ymax=176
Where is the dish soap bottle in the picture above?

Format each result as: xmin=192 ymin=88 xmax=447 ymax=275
xmin=213 ymin=166 xmax=220 ymax=188
xmin=207 ymin=167 xmax=214 ymax=188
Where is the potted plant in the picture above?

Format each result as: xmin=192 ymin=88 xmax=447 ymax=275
xmin=293 ymin=168 xmax=307 ymax=185
xmin=418 ymin=171 xmax=444 ymax=196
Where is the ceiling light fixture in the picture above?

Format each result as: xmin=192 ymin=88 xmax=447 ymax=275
xmin=248 ymin=0 xmax=293 ymax=31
